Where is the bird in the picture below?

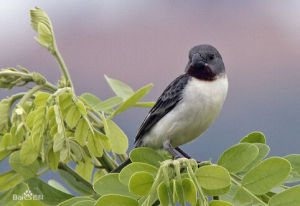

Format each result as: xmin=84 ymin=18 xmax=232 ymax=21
xmin=113 ymin=44 xmax=228 ymax=172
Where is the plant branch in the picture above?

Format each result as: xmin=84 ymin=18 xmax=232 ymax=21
xmin=87 ymin=111 xmax=104 ymax=129
xmin=37 ymin=167 xmax=50 ymax=176
xmin=97 ymin=151 xmax=118 ymax=172
xmin=0 ymin=144 xmax=21 ymax=153
xmin=18 ymin=85 xmax=44 ymax=106
xmin=186 ymin=161 xmax=207 ymax=206
xmin=58 ymin=162 xmax=95 ymax=193
xmin=0 ymin=70 xmax=57 ymax=92
xmin=230 ymin=173 xmax=242 ymax=181
xmin=52 ymin=47 xmax=73 ymax=89
xmin=9 ymin=93 xmax=26 ymax=104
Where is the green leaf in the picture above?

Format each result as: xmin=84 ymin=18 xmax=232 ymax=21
xmin=48 ymin=148 xmax=60 ymax=171
xmin=128 ymin=171 xmax=154 ymax=196
xmin=69 ymin=140 xmax=83 ymax=162
xmin=104 ymin=75 xmax=135 ymax=100
xmin=285 ymin=154 xmax=300 ymax=173
xmin=0 ymin=182 xmax=28 ymax=205
xmin=27 ymin=177 xmax=73 ymax=205
xmin=171 ymin=179 xmax=177 ymax=203
xmin=75 ymin=118 xmax=89 ymax=146
xmin=75 ymin=158 xmax=93 ymax=182
xmin=175 ymin=180 xmax=185 ymax=205
xmin=26 ymin=106 xmax=47 ymax=163
xmin=182 ymin=178 xmax=197 ymax=205
xmin=93 ymin=173 xmax=136 ymax=198
xmin=53 ymin=105 xmax=66 ymax=152
xmin=119 ymin=162 xmax=158 ymax=185
xmin=111 ymin=83 xmax=153 ymax=117
xmin=134 ymin=102 xmax=155 ymax=108
xmin=94 ymin=129 xmax=111 ymax=151
xmin=269 ymin=185 xmax=300 ymax=206
xmin=103 ymin=119 xmax=128 ymax=154
xmin=65 ymin=106 xmax=81 ymax=128
xmin=0 ymin=133 xmax=12 ymax=149
xmin=218 ymin=143 xmax=259 ymax=173
xmin=284 ymin=154 xmax=300 ymax=183
xmin=59 ymin=93 xmax=73 ymax=118
xmin=48 ymin=179 xmax=71 ymax=194
xmin=233 ymin=187 xmax=253 ymax=205
xmin=93 ymin=169 xmax=106 ymax=184
xmin=36 ymin=21 xmax=53 ymax=46
xmin=76 ymin=101 xmax=87 ymax=116
xmin=58 ymin=197 xmax=94 ymax=206
xmin=129 ymin=147 xmax=166 ymax=167
xmin=87 ymin=132 xmax=103 ymax=157
xmin=94 ymin=96 xmax=123 ymax=113
xmin=0 ymin=98 xmax=12 ymax=133
xmin=73 ymin=200 xmax=95 ymax=206
xmin=0 ymin=170 xmax=16 ymax=184
xmin=26 ymin=110 xmax=37 ymax=130
xmin=0 ymin=171 xmax=23 ymax=192
xmin=158 ymin=182 xmax=169 ymax=206
xmin=30 ymin=7 xmax=54 ymax=50
xmin=20 ymin=137 xmax=39 ymax=165
xmin=240 ymin=132 xmax=266 ymax=144
xmin=195 ymin=165 xmax=231 ymax=196
xmin=58 ymin=169 xmax=94 ymax=196
xmin=9 ymin=151 xmax=40 ymax=179
xmin=34 ymin=92 xmax=51 ymax=106
xmin=95 ymin=194 xmax=139 ymax=206
xmin=239 ymin=143 xmax=270 ymax=174
xmin=81 ymin=93 xmax=101 ymax=107
xmin=209 ymin=200 xmax=233 ymax=206
xmin=242 ymin=157 xmax=291 ymax=195
xmin=0 ymin=150 xmax=10 ymax=162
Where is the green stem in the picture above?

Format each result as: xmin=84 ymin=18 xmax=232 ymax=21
xmin=174 ymin=161 xmax=186 ymax=206
xmin=146 ymin=167 xmax=163 ymax=206
xmin=186 ymin=162 xmax=207 ymax=206
xmin=0 ymin=71 xmax=57 ymax=92
xmin=281 ymin=185 xmax=289 ymax=190
xmin=87 ymin=111 xmax=104 ymax=129
xmin=18 ymin=85 xmax=44 ymax=106
xmin=10 ymin=93 xmax=26 ymax=104
xmin=117 ymin=154 xmax=128 ymax=163
xmin=230 ymin=173 xmax=242 ymax=181
xmin=58 ymin=163 xmax=95 ymax=194
xmin=230 ymin=177 xmax=268 ymax=206
xmin=44 ymin=82 xmax=57 ymax=92
xmin=52 ymin=47 xmax=73 ymax=89
xmin=0 ymin=144 xmax=21 ymax=153
xmin=0 ymin=70 xmax=32 ymax=80
xmin=37 ymin=167 xmax=50 ymax=176
xmin=97 ymin=151 xmax=118 ymax=172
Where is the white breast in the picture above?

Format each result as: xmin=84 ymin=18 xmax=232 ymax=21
xmin=142 ymin=75 xmax=228 ymax=148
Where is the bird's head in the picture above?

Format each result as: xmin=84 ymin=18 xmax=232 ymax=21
xmin=185 ymin=44 xmax=225 ymax=80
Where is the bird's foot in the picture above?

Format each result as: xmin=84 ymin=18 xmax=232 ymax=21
xmin=175 ymin=147 xmax=192 ymax=159
xmin=163 ymin=141 xmax=180 ymax=159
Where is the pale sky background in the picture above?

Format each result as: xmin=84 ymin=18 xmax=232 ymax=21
xmin=1 ymin=0 xmax=300 ymax=193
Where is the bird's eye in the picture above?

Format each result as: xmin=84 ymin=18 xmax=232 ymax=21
xmin=208 ymin=54 xmax=214 ymax=60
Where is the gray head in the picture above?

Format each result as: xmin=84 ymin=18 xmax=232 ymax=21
xmin=185 ymin=44 xmax=225 ymax=80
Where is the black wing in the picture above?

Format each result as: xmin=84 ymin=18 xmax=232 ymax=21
xmin=135 ymin=74 xmax=190 ymax=146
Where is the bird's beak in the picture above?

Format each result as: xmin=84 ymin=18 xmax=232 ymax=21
xmin=191 ymin=53 xmax=207 ymax=67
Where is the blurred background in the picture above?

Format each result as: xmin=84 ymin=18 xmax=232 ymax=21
xmin=1 ymin=0 xmax=300 ymax=192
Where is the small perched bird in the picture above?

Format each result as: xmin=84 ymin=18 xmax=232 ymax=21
xmin=113 ymin=44 xmax=228 ymax=171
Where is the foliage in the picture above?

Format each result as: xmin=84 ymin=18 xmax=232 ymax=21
xmin=0 ymin=7 xmax=300 ymax=206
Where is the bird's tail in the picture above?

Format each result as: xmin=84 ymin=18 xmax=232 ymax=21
xmin=111 ymin=158 xmax=132 ymax=173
